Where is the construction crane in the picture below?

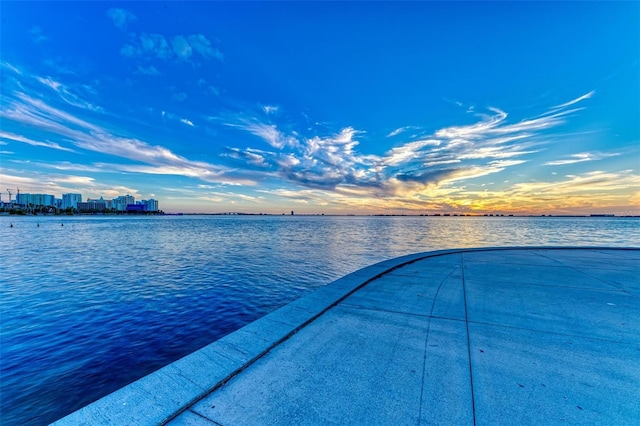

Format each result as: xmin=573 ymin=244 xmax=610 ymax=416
xmin=6 ymin=189 xmax=12 ymax=204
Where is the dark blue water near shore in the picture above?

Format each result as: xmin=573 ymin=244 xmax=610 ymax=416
xmin=1 ymin=215 xmax=638 ymax=425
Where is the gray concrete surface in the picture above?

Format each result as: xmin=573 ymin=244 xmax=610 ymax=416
xmin=53 ymin=247 xmax=640 ymax=425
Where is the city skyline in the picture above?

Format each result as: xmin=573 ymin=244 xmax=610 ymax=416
xmin=1 ymin=2 xmax=638 ymax=215
xmin=1 ymin=189 xmax=159 ymax=212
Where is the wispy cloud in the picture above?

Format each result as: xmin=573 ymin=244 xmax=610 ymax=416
xmin=20 ymin=161 xmax=105 ymax=173
xmin=121 ymin=33 xmax=223 ymax=62
xmin=224 ymin=94 xmax=598 ymax=202
xmin=30 ymin=26 xmax=47 ymax=43
xmin=5 ymin=66 xmax=622 ymax=213
xmin=263 ymin=105 xmax=279 ymax=115
xmin=136 ymin=65 xmax=160 ymax=76
xmin=0 ymin=131 xmax=75 ymax=152
xmin=484 ymin=170 xmax=640 ymax=213
xmin=36 ymin=76 xmax=102 ymax=111
xmin=0 ymin=171 xmax=141 ymax=201
xmin=121 ymin=33 xmax=171 ymax=59
xmin=0 ymin=86 xmax=242 ymax=186
xmin=1 ymin=62 xmax=22 ymax=75
xmin=107 ymin=8 xmax=137 ymax=30
xmin=551 ymin=90 xmax=595 ymax=110
xmin=544 ymin=151 xmax=620 ymax=166
xmin=198 ymin=79 xmax=219 ymax=96
xmin=223 ymin=117 xmax=299 ymax=149
xmin=172 ymin=92 xmax=187 ymax=102
xmin=387 ymin=125 xmax=419 ymax=138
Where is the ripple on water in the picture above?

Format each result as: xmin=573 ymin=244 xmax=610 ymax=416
xmin=1 ymin=215 xmax=638 ymax=425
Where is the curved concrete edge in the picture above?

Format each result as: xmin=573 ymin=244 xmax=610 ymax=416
xmin=51 ymin=246 xmax=639 ymax=425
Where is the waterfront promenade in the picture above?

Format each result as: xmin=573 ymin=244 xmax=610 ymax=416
xmin=54 ymin=247 xmax=640 ymax=425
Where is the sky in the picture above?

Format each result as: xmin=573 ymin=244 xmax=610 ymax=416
xmin=1 ymin=1 xmax=638 ymax=215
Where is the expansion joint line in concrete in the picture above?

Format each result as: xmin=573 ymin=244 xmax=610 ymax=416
xmin=533 ymin=251 xmax=629 ymax=293
xmin=186 ymin=409 xmax=223 ymax=426
xmin=460 ymin=253 xmax=477 ymax=426
xmin=417 ymin=267 xmax=456 ymax=424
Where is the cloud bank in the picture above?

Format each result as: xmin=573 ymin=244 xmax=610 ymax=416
xmin=224 ymin=98 xmax=594 ymax=200
xmin=3 ymin=66 xmax=634 ymax=213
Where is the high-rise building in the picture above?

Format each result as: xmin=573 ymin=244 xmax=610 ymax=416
xmin=87 ymin=197 xmax=114 ymax=210
xmin=114 ymin=195 xmax=135 ymax=211
xmin=62 ymin=193 xmax=82 ymax=209
xmin=142 ymin=199 xmax=159 ymax=211
xmin=16 ymin=193 xmax=55 ymax=207
xmin=77 ymin=201 xmax=106 ymax=211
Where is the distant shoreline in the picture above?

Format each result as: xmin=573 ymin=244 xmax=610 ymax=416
xmin=3 ymin=212 xmax=638 ymax=218
xmin=162 ymin=213 xmax=639 ymax=218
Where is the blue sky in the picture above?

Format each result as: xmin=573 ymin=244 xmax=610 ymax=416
xmin=1 ymin=1 xmax=638 ymax=214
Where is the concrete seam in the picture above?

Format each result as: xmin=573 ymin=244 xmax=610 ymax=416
xmin=461 ymin=252 xmax=477 ymax=426
xmin=185 ymin=409 xmax=223 ymax=425
xmin=338 ymin=304 xmax=460 ymax=321
xmin=418 ymin=267 xmax=456 ymax=424
xmin=534 ymin=250 xmax=630 ymax=293
xmin=466 ymin=319 xmax=636 ymax=346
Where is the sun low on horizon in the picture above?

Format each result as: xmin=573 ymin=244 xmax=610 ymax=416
xmin=1 ymin=2 xmax=638 ymax=216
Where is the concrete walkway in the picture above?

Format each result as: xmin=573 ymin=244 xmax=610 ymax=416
xmin=54 ymin=247 xmax=640 ymax=425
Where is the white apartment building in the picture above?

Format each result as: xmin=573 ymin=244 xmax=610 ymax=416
xmin=142 ymin=199 xmax=159 ymax=211
xmin=62 ymin=193 xmax=82 ymax=209
xmin=87 ymin=197 xmax=114 ymax=210
xmin=113 ymin=195 xmax=135 ymax=211
xmin=16 ymin=193 xmax=55 ymax=207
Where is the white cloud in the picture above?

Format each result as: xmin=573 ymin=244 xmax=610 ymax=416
xmin=55 ymin=175 xmax=96 ymax=185
xmin=225 ymin=119 xmax=299 ymax=149
xmin=544 ymin=151 xmax=620 ymax=166
xmin=387 ymin=126 xmax=419 ymax=138
xmin=172 ymin=92 xmax=187 ymax=102
xmin=1 ymin=62 xmax=22 ymax=75
xmin=36 ymin=77 xmax=102 ymax=111
xmin=4 ymin=70 xmax=614 ymax=211
xmin=384 ymin=139 xmax=441 ymax=166
xmin=198 ymin=79 xmax=220 ymax=96
xmin=107 ymin=8 xmax=137 ymax=30
xmin=0 ymin=131 xmax=75 ymax=152
xmin=0 ymin=170 xmax=141 ymax=201
xmin=136 ymin=65 xmax=160 ymax=76
xmin=29 ymin=26 xmax=47 ymax=43
xmin=0 ymin=90 xmax=247 ymax=186
xmin=263 ymin=105 xmax=279 ymax=115
xmin=121 ymin=33 xmax=172 ymax=59
xmin=185 ymin=34 xmax=223 ymax=60
xmin=121 ymin=32 xmax=222 ymax=62
xmin=171 ymin=35 xmax=193 ymax=59
xmin=552 ymin=90 xmax=595 ymax=110
xmin=434 ymin=107 xmax=508 ymax=139
xmin=36 ymin=77 xmax=63 ymax=91
xmin=224 ymin=93 xmax=600 ymax=200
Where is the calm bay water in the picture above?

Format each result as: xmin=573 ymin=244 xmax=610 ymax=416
xmin=1 ymin=215 xmax=638 ymax=425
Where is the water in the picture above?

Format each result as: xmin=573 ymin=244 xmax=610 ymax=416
xmin=1 ymin=215 xmax=638 ymax=425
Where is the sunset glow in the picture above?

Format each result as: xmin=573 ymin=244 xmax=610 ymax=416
xmin=1 ymin=2 xmax=638 ymax=215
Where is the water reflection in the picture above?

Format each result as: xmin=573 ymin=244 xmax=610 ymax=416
xmin=0 ymin=215 xmax=638 ymax=425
